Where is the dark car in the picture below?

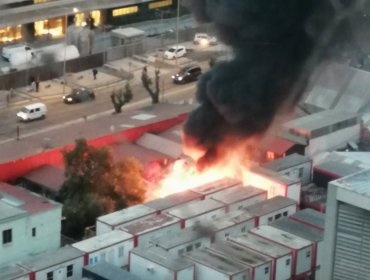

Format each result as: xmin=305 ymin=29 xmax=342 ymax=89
xmin=172 ymin=65 xmax=202 ymax=84
xmin=63 ymin=87 xmax=95 ymax=104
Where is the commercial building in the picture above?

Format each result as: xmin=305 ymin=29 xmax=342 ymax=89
xmin=0 ymin=182 xmax=62 ymax=266
xmin=322 ymin=169 xmax=370 ymax=280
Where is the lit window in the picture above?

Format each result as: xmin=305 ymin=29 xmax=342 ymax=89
xmin=266 ymin=151 xmax=275 ymax=161
xmin=112 ymin=6 xmax=138 ymax=17
xmin=74 ymin=10 xmax=101 ymax=27
xmin=149 ymin=0 xmax=173 ymax=9
xmin=0 ymin=25 xmax=22 ymax=43
xmin=34 ymin=18 xmax=64 ymax=38
xmin=46 ymin=271 xmax=53 ymax=280
xmin=34 ymin=0 xmax=48 ymax=3
xmin=32 ymin=227 xmax=36 ymax=237
xmin=67 ymin=265 xmax=73 ymax=277
xmin=2 ymin=229 xmax=12 ymax=244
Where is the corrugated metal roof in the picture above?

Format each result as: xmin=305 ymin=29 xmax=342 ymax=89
xmin=244 ymin=196 xmax=296 ymax=217
xmin=263 ymin=153 xmax=311 ymax=172
xmin=132 ymin=246 xmax=193 ymax=271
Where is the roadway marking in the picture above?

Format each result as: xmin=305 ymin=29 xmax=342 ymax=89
xmin=0 ymin=84 xmax=196 ymax=145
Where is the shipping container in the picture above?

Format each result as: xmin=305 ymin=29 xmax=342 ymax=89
xmin=0 ymin=264 xmax=30 ymax=280
xmin=130 ymin=246 xmax=194 ymax=280
xmin=250 ymin=225 xmax=313 ymax=279
xmin=209 ymin=185 xmax=267 ymax=212
xmin=118 ymin=213 xmax=182 ymax=248
xmin=290 ymin=208 xmax=325 ymax=231
xmin=190 ymin=178 xmax=242 ymax=198
xmin=72 ymin=230 xmax=134 ymax=267
xmin=244 ymin=196 xmax=297 ymax=226
xmin=229 ymin=233 xmax=292 ymax=280
xmin=96 ymin=204 xmax=156 ymax=235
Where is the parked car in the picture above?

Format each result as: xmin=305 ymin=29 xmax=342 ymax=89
xmin=2 ymin=43 xmax=36 ymax=66
xmin=172 ymin=64 xmax=202 ymax=84
xmin=164 ymin=45 xmax=187 ymax=59
xmin=63 ymin=87 xmax=95 ymax=104
xmin=193 ymin=33 xmax=217 ymax=46
xmin=17 ymin=103 xmax=47 ymax=122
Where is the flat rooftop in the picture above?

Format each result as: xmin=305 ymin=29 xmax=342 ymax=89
xmin=73 ymin=230 xmax=133 ymax=253
xmin=119 ymin=213 xmax=179 ymax=235
xmin=250 ymin=225 xmax=312 ymax=250
xmin=290 ymin=208 xmax=325 ymax=230
xmin=151 ymin=227 xmax=208 ymax=249
xmin=168 ymin=199 xmax=225 ymax=220
xmin=0 ymin=264 xmax=30 ymax=280
xmin=250 ymin=166 xmax=299 ymax=185
xmin=185 ymin=248 xmax=250 ymax=275
xmin=263 ymin=153 xmax=311 ymax=172
xmin=229 ymin=233 xmax=291 ymax=258
xmin=158 ymin=123 xmax=183 ymax=143
xmin=244 ymin=196 xmax=296 ymax=217
xmin=210 ymin=185 xmax=267 ymax=205
xmin=0 ymin=200 xmax=27 ymax=222
xmin=270 ymin=218 xmax=324 ymax=242
xmin=19 ymin=246 xmax=83 ymax=271
xmin=83 ymin=262 xmax=140 ymax=280
xmin=97 ymin=204 xmax=156 ymax=227
xmin=210 ymin=241 xmax=272 ymax=268
xmin=132 ymin=246 xmax=193 ymax=271
xmin=144 ymin=190 xmax=203 ymax=212
xmin=0 ymin=182 xmax=61 ymax=215
xmin=190 ymin=178 xmax=242 ymax=196
xmin=282 ymin=109 xmax=359 ymax=132
xmin=210 ymin=210 xmax=254 ymax=231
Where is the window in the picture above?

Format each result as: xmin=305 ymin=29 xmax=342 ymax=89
xmin=268 ymin=217 xmax=273 ymax=222
xmin=241 ymin=226 xmax=246 ymax=233
xmin=178 ymin=249 xmax=184 ymax=255
xmin=101 ymin=252 xmax=106 ymax=261
xmin=46 ymin=271 xmax=53 ymax=280
xmin=286 ymin=258 xmax=291 ymax=266
xmin=266 ymin=151 xmax=275 ymax=161
xmin=265 ymin=267 xmax=269 ymax=274
xmin=186 ymin=245 xmax=193 ymax=252
xmin=32 ymin=227 xmax=36 ymax=237
xmin=225 ymin=232 xmax=230 ymax=238
xmin=149 ymin=0 xmax=173 ymax=9
xmin=0 ymin=25 xmax=22 ymax=44
xmin=306 ymin=250 xmax=311 ymax=258
xmin=2 ymin=229 xmax=12 ymax=244
xmin=112 ymin=6 xmax=138 ymax=17
xmin=67 ymin=265 xmax=73 ymax=277
xmin=195 ymin=242 xmax=201 ymax=248
xmin=118 ymin=246 xmax=124 ymax=257
xmin=298 ymin=167 xmax=304 ymax=178
xmin=242 ymin=275 xmax=248 ymax=280
xmin=275 ymin=213 xmax=282 ymax=220
xmin=283 ymin=211 xmax=288 ymax=217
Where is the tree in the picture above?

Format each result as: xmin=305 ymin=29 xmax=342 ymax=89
xmin=60 ymin=138 xmax=146 ymax=239
xmin=141 ymin=66 xmax=160 ymax=104
xmin=110 ymin=82 xmax=133 ymax=114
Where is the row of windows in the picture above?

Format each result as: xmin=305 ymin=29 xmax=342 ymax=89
xmin=267 ymin=211 xmax=289 ymax=223
xmin=2 ymin=227 xmax=37 ymax=245
xmin=112 ymin=0 xmax=174 ymax=18
xmin=178 ymin=242 xmax=202 ymax=255
xmin=46 ymin=265 xmax=73 ymax=280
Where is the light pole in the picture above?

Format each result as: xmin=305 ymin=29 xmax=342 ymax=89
xmin=62 ymin=7 xmax=79 ymax=96
xmin=175 ymin=0 xmax=180 ymax=66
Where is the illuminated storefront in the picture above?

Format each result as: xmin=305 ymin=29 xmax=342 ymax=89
xmin=112 ymin=6 xmax=139 ymax=17
xmin=34 ymin=17 xmax=64 ymax=38
xmin=149 ymin=0 xmax=173 ymax=9
xmin=74 ymin=10 xmax=102 ymax=27
xmin=0 ymin=25 xmax=22 ymax=43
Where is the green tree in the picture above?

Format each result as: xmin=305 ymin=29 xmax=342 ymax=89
xmin=60 ymin=138 xmax=146 ymax=239
xmin=110 ymin=82 xmax=133 ymax=114
xmin=141 ymin=67 xmax=160 ymax=104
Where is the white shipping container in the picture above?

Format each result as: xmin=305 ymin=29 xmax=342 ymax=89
xmin=244 ymin=196 xmax=297 ymax=226
xmin=0 ymin=264 xmax=30 ymax=280
xmin=185 ymin=248 xmax=251 ymax=280
xmin=190 ymin=177 xmax=242 ymax=198
xmin=72 ymin=230 xmax=134 ymax=267
xmin=130 ymin=246 xmax=194 ymax=280
xmin=250 ymin=225 xmax=313 ymax=279
xmin=209 ymin=185 xmax=267 ymax=212
xmin=168 ymin=199 xmax=226 ymax=228
xmin=118 ymin=213 xmax=182 ymax=248
xmin=229 ymin=233 xmax=292 ymax=280
xmin=96 ymin=204 xmax=156 ymax=235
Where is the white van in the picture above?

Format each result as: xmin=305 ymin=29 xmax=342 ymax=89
xmin=2 ymin=43 xmax=34 ymax=61
xmin=17 ymin=103 xmax=47 ymax=122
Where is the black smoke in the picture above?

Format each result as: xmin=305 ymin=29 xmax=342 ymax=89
xmin=182 ymin=0 xmax=344 ymax=170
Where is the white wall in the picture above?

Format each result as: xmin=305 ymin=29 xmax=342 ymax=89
xmin=279 ymin=162 xmax=312 ymax=186
xmin=275 ymin=255 xmax=292 ymax=280
xmin=130 ymin=253 xmax=176 ymax=280
xmin=306 ymin=125 xmax=361 ymax=158
xmin=177 ymin=266 xmax=195 ymax=280
xmin=185 ymin=208 xmax=226 ymax=228
xmin=228 ymin=193 xmax=266 ymax=212
xmin=96 ymin=221 xmax=112 ymax=235
xmin=316 ymin=241 xmax=324 ymax=280
xmin=287 ymin=182 xmax=301 ymax=203
xmin=243 ymin=173 xmax=286 ymax=199
xmin=258 ymin=204 xmax=296 ymax=226
xmin=137 ymin=223 xmax=182 ymax=248
xmin=34 ymin=257 xmax=84 ymax=280
xmin=254 ymin=263 xmax=272 ymax=280
xmin=213 ymin=220 xmax=255 ymax=242
xmin=296 ymin=246 xmax=313 ymax=276
xmin=86 ymin=239 xmax=134 ymax=267
xmin=192 ymin=262 xmax=229 ymax=280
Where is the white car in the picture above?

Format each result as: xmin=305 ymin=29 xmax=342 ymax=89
xmin=17 ymin=103 xmax=47 ymax=122
xmin=164 ymin=45 xmax=187 ymax=59
xmin=193 ymin=33 xmax=218 ymax=46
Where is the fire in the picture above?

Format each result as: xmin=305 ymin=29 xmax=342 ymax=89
xmin=151 ymin=135 xmax=262 ymax=198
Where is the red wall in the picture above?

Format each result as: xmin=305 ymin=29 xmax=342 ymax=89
xmin=0 ymin=114 xmax=187 ymax=182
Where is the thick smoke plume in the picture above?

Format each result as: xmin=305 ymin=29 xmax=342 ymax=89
xmin=182 ymin=0 xmax=346 ymax=170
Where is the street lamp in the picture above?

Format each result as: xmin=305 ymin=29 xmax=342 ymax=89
xmin=62 ymin=7 xmax=79 ymax=95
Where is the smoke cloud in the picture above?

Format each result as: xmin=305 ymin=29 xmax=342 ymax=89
xmin=182 ymin=0 xmax=341 ymax=170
